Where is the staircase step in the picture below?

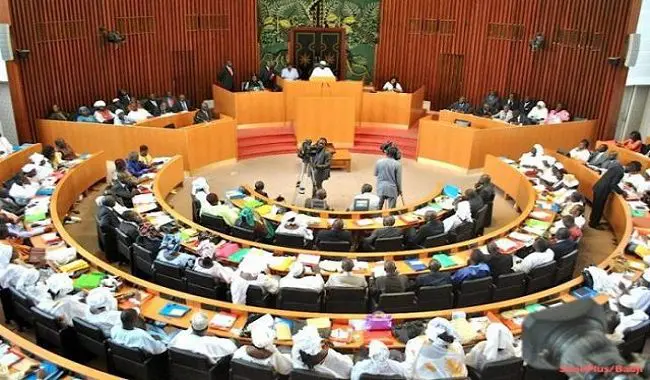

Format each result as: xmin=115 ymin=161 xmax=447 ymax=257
xmin=237 ymin=126 xmax=295 ymax=139
xmin=238 ymin=143 xmax=298 ymax=159
xmin=356 ymin=126 xmax=418 ymax=139
xmin=350 ymin=145 xmax=416 ymax=158
xmin=238 ymin=135 xmax=296 ymax=148
xmin=354 ymin=136 xmax=417 ymax=149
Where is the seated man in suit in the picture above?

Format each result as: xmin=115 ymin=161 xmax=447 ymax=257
xmin=172 ymin=94 xmax=192 ymax=113
xmin=448 ymin=96 xmax=472 ymax=114
xmin=304 ymin=189 xmax=329 ymax=210
xmin=550 ymin=228 xmax=578 ymax=261
xmin=97 ymin=195 xmax=120 ymax=232
xmin=407 ymin=211 xmax=444 ymax=248
xmin=118 ymin=210 xmax=143 ymax=242
xmin=484 ymin=241 xmax=513 ymax=278
xmin=371 ymin=260 xmax=409 ymax=299
xmin=412 ymin=259 xmax=451 ymax=290
xmin=314 ymin=219 xmax=352 ymax=248
xmin=597 ymin=152 xmax=620 ymax=170
xmin=363 ymin=215 xmax=403 ymax=251
xmin=325 ymin=258 xmax=367 ymax=288
xmin=450 ymin=249 xmax=491 ymax=285
xmin=260 ymin=61 xmax=279 ymax=91
xmin=143 ymin=93 xmax=161 ymax=116
xmin=350 ymin=183 xmax=380 ymax=211
xmin=193 ymin=102 xmax=215 ymax=124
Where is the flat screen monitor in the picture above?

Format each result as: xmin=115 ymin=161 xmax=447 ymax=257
xmin=454 ymin=119 xmax=471 ymax=127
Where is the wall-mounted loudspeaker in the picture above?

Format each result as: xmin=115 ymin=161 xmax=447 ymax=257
xmin=0 ymin=24 xmax=14 ymax=61
xmin=625 ymin=33 xmax=641 ymax=68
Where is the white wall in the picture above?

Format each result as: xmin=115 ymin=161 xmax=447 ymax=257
xmin=0 ymin=60 xmax=7 ymax=82
xmin=627 ymin=0 xmax=650 ymax=85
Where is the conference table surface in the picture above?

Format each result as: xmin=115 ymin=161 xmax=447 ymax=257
xmin=45 ymin=151 xmax=640 ymax=352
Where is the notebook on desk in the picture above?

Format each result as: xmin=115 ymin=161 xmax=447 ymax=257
xmin=406 ymin=259 xmax=427 ymax=272
xmin=432 ymin=254 xmax=457 ymax=268
xmin=159 ymin=303 xmax=191 ymax=318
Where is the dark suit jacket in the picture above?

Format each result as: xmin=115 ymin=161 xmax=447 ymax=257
xmin=312 ymin=149 xmax=332 ymax=183
xmin=449 ymin=101 xmax=472 ymax=114
xmin=487 ymin=254 xmax=514 ymax=278
xmin=172 ymin=100 xmax=192 ymax=113
xmin=193 ymin=110 xmax=213 ymax=124
xmin=143 ymin=99 xmax=161 ymax=117
xmin=550 ymin=239 xmax=578 ymax=260
xmin=504 ymin=98 xmax=520 ymax=111
xmin=373 ymin=273 xmax=409 ymax=296
xmin=520 ymin=100 xmax=536 ymax=115
xmin=315 ymin=229 xmax=352 ymax=245
xmin=469 ymin=196 xmax=485 ymax=217
xmin=135 ymin=235 xmax=162 ymax=256
xmin=111 ymin=181 xmax=135 ymax=208
xmin=259 ymin=66 xmax=276 ymax=89
xmin=410 ymin=220 xmax=444 ymax=247
xmin=118 ymin=94 xmax=132 ymax=107
xmin=593 ymin=163 xmax=625 ymax=195
xmin=366 ymin=227 xmax=403 ymax=247
xmin=218 ymin=66 xmax=235 ymax=91
xmin=414 ymin=271 xmax=451 ymax=288
xmin=97 ymin=206 xmax=120 ymax=231
xmin=588 ymin=151 xmax=608 ymax=166
xmin=118 ymin=221 xmax=140 ymax=242
xmin=477 ymin=183 xmax=495 ymax=203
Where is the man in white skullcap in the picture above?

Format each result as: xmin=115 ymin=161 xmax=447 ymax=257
xmin=612 ymin=293 xmax=649 ymax=337
xmin=230 ymin=256 xmax=279 ymax=305
xmin=351 ymin=340 xmax=405 ymax=380
xmin=291 ymin=325 xmax=352 ymax=378
xmin=191 ymin=177 xmax=210 ymax=203
xmin=169 ymin=312 xmax=236 ymax=364
xmin=309 ymin=60 xmax=335 ymax=79
xmin=279 ymin=262 xmax=324 ymax=293
xmin=36 ymin=273 xmax=88 ymax=327
xmin=83 ymin=287 xmax=122 ymax=336
xmin=14 ymin=268 xmax=48 ymax=302
xmin=93 ymin=100 xmax=116 ymax=123
xmin=232 ymin=324 xmax=293 ymax=375
xmin=111 ymin=308 xmax=167 ymax=355
xmin=465 ymin=323 xmax=517 ymax=371
xmin=402 ymin=318 xmax=468 ymax=379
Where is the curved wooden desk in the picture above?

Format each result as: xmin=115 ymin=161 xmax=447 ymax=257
xmin=0 ymin=324 xmax=119 ymax=380
xmin=49 ymin=152 xmax=634 ymax=350
xmin=0 ymin=144 xmax=42 ymax=183
xmin=158 ymin=154 xmax=537 ymax=258
xmin=600 ymin=140 xmax=650 ymax=171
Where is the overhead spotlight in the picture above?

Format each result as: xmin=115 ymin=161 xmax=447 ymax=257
xmin=530 ymin=33 xmax=545 ymax=52
xmin=99 ymin=27 xmax=126 ymax=45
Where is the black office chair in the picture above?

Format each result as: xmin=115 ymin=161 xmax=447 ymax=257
xmin=169 ymin=347 xmax=231 ymax=380
xmin=491 ymin=272 xmax=526 ymax=302
xmin=473 ymin=204 xmax=489 ymax=236
xmin=374 ymin=236 xmax=405 ymax=252
xmin=114 ymin=227 xmax=133 ymax=263
xmin=107 ymin=340 xmax=167 ymax=380
xmin=229 ymin=358 xmax=278 ymax=380
xmin=455 ymin=277 xmax=493 ymax=307
xmin=246 ymin=285 xmax=272 ymax=307
xmin=0 ymin=287 xmax=14 ymax=325
xmin=277 ymin=287 xmax=322 ymax=312
xmin=324 ymin=287 xmax=368 ymax=313
xmin=231 ymin=225 xmax=257 ymax=241
xmin=360 ymin=374 xmax=406 ymax=380
xmin=377 ymin=292 xmax=417 ymax=313
xmin=186 ymin=268 xmax=226 ymax=300
xmin=317 ymin=240 xmax=351 ymax=252
xmin=72 ymin=317 xmax=108 ymax=363
xmin=554 ymin=250 xmax=578 ymax=285
xmin=153 ymin=260 xmax=187 ymax=291
xmin=618 ymin=319 xmax=650 ymax=359
xmin=485 ymin=200 xmax=495 ymax=227
xmin=290 ymin=369 xmax=336 ymax=380
xmin=9 ymin=287 xmax=34 ymax=330
xmin=468 ymin=357 xmax=524 ymax=380
xmin=275 ymin=233 xmax=308 ymax=249
xmin=449 ymin=221 xmax=475 ymax=243
xmin=95 ymin=215 xmax=105 ymax=250
xmin=417 ymin=284 xmax=454 ymax=311
xmin=421 ymin=233 xmax=448 ymax=248
xmin=99 ymin=223 xmax=119 ymax=263
xmin=133 ymin=243 xmax=155 ymax=280
xmin=352 ymin=198 xmax=370 ymax=211
xmin=201 ymin=214 xmax=230 ymax=234
xmin=526 ymin=261 xmax=557 ymax=294
xmin=523 ymin=367 xmax=568 ymax=380
xmin=191 ymin=196 xmax=201 ymax=223
xmin=31 ymin=306 xmax=77 ymax=358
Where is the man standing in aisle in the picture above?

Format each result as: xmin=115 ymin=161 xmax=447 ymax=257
xmin=589 ymin=160 xmax=641 ymax=229
xmin=311 ymin=138 xmax=332 ymax=196
xmin=375 ymin=146 xmax=402 ymax=209
xmin=218 ymin=60 xmax=236 ymax=91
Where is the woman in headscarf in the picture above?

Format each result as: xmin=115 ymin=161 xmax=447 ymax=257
xmin=36 ymin=273 xmax=88 ymax=327
xmin=466 ymin=323 xmax=517 ymax=371
xmin=76 ymin=106 xmax=98 ymax=123
xmin=135 ymin=222 xmax=162 ymax=253
xmin=83 ymin=286 xmax=122 ymax=336
xmin=443 ymin=199 xmax=472 ymax=233
xmin=519 ymin=144 xmax=555 ymax=170
xmin=54 ymin=138 xmax=77 ymax=161
xmin=93 ymin=100 xmax=116 ymax=123
xmin=402 ymin=318 xmax=468 ymax=379
xmin=291 ymin=326 xmax=353 ymax=379
xmin=41 ymin=145 xmax=61 ymax=171
xmin=229 ymin=256 xmax=279 ymax=304
xmin=232 ymin=325 xmax=293 ymax=375
xmin=351 ymin=340 xmax=405 ymax=380
xmin=235 ymin=206 xmax=275 ymax=242
xmin=526 ymin=101 xmax=548 ymax=124
xmin=545 ymin=103 xmax=570 ymax=124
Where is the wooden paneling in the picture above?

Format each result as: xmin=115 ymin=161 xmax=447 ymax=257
xmin=8 ymin=0 xmax=259 ymax=142
xmin=376 ymin=0 xmax=642 ymax=139
xmin=294 ymin=97 xmax=356 ymax=148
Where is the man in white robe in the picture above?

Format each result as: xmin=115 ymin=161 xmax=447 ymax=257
xmin=309 ymin=61 xmax=335 ymax=79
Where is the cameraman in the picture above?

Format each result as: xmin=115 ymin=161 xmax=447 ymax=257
xmin=311 ymin=138 xmax=332 ymax=195
xmin=375 ymin=145 xmax=402 ymax=209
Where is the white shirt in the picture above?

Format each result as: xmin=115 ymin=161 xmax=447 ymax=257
xmin=83 ymin=310 xmax=123 ymax=336
xmin=351 ymin=357 xmax=405 ymax=380
xmin=351 ymin=192 xmax=380 ymax=211
xmin=281 ymin=68 xmax=300 ymax=81
xmin=9 ymin=183 xmax=38 ymax=204
xmin=37 ymin=294 xmax=89 ymax=327
xmin=230 ymin=272 xmax=279 ymax=305
xmin=512 ymin=249 xmax=554 ymax=274
xmin=527 ymin=107 xmax=548 ymax=122
xmin=279 ymin=274 xmax=324 ymax=293
xmin=110 ymin=325 xmax=167 ymax=355
xmin=310 ymin=67 xmax=335 ymax=79
xmin=492 ymin=110 xmax=513 ymax=122
xmin=169 ymin=329 xmax=237 ymax=364
xmin=382 ymin=82 xmax=403 ymax=92
xmin=127 ymin=108 xmax=152 ymax=122
xmin=291 ymin=349 xmax=353 ymax=379
xmin=615 ymin=310 xmax=649 ymax=335
xmin=232 ymin=346 xmax=293 ymax=375
xmin=569 ymin=148 xmax=591 ymax=162
xmin=0 ymin=136 xmax=13 ymax=157
xmin=276 ymin=212 xmax=314 ymax=241
xmin=465 ymin=340 xmax=517 ymax=371
xmin=193 ymin=260 xmax=234 ymax=284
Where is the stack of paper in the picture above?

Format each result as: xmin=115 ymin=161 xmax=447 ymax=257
xmin=508 ymin=231 xmax=535 ymax=244
xmin=306 ymin=317 xmax=331 ymax=329
xmin=41 ymin=232 xmax=62 ymax=245
xmin=353 ymin=260 xmax=369 ymax=271
xmin=132 ymin=193 xmax=156 ymax=205
xmin=318 ymin=260 xmax=342 ymax=273
xmin=356 ymin=219 xmax=374 ymax=226
xmin=209 ymin=312 xmax=237 ymax=330
xmin=530 ymin=210 xmax=552 ymax=221
xmin=297 ymin=253 xmax=321 ymax=266
xmin=495 ymin=238 xmax=517 ymax=252
xmin=225 ymin=190 xmax=246 ymax=199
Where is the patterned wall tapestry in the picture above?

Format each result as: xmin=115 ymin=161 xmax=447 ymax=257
xmin=258 ymin=0 xmax=380 ymax=82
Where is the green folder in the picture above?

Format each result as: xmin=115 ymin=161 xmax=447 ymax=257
xmin=632 ymin=209 xmax=647 ymax=218
xmin=24 ymin=211 xmax=47 ymax=223
xmin=228 ymin=248 xmax=251 ymax=263
xmin=525 ymin=219 xmax=551 ymax=230
xmin=524 ymin=303 xmax=546 ymax=313
xmin=432 ymin=254 xmax=457 ymax=268
xmin=73 ymin=272 xmax=106 ymax=289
